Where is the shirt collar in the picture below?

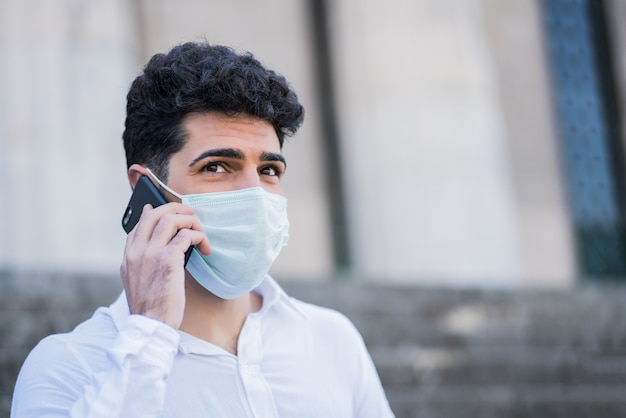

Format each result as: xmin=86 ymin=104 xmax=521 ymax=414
xmin=177 ymin=276 xmax=308 ymax=356
xmin=109 ymin=290 xmax=131 ymax=332
xmin=253 ymin=275 xmax=308 ymax=320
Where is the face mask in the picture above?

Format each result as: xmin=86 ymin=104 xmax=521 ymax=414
xmin=146 ymin=169 xmax=289 ymax=299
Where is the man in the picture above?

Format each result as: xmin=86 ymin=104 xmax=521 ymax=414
xmin=11 ymin=42 xmax=394 ymax=417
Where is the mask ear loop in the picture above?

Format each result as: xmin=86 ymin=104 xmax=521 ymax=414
xmin=145 ymin=168 xmax=183 ymax=200
xmin=144 ymin=167 xmax=194 ymax=266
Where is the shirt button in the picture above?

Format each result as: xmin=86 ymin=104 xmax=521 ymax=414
xmin=244 ymin=364 xmax=259 ymax=374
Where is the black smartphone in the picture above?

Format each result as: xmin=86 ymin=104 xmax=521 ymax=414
xmin=121 ymin=175 xmax=193 ymax=265
xmin=122 ymin=176 xmax=168 ymax=233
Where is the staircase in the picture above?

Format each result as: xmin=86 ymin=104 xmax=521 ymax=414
xmin=284 ymin=281 xmax=626 ymax=418
xmin=2 ymin=271 xmax=626 ymax=417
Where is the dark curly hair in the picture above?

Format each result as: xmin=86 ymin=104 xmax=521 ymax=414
xmin=123 ymin=42 xmax=305 ymax=181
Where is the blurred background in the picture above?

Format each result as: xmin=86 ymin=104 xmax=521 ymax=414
xmin=1 ymin=0 xmax=626 ymax=417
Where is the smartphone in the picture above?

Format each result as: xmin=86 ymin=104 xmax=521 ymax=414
xmin=121 ymin=175 xmax=193 ymax=265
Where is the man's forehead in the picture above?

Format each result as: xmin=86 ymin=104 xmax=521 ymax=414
xmin=182 ymin=112 xmax=277 ymax=140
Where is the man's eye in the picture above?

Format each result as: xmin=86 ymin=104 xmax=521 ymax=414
xmin=203 ymin=162 xmax=226 ymax=173
xmin=260 ymin=165 xmax=282 ymax=177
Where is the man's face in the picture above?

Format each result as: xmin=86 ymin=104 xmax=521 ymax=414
xmin=165 ymin=112 xmax=286 ymax=196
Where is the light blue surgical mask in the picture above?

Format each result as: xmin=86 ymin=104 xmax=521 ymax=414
xmin=147 ymin=169 xmax=289 ymax=299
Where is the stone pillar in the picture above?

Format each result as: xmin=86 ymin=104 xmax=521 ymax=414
xmin=326 ymin=0 xmax=575 ymax=286
xmin=482 ymin=0 xmax=576 ymax=287
xmin=0 ymin=0 xmax=139 ymax=275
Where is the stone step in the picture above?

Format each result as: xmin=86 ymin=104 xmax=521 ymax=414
xmin=386 ymin=385 xmax=626 ymax=418
xmin=284 ymin=282 xmax=626 ymax=349
xmin=370 ymin=345 xmax=626 ymax=386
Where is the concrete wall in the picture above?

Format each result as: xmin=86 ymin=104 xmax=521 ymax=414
xmin=4 ymin=0 xmax=626 ymax=288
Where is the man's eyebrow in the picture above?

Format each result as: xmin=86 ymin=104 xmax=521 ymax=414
xmin=188 ymin=148 xmax=244 ymax=167
xmin=261 ymin=152 xmax=287 ymax=168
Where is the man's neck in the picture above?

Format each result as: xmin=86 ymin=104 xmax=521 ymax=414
xmin=179 ymin=273 xmax=263 ymax=355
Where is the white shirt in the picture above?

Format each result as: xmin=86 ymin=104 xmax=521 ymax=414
xmin=11 ymin=276 xmax=394 ymax=417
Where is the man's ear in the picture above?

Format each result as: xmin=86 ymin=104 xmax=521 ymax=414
xmin=128 ymin=164 xmax=150 ymax=190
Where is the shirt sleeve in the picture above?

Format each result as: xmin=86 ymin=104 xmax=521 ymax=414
xmin=353 ymin=340 xmax=396 ymax=418
xmin=11 ymin=314 xmax=179 ymax=418
xmin=343 ymin=319 xmax=395 ymax=418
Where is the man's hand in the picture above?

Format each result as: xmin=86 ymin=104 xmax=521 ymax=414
xmin=120 ymin=203 xmax=211 ymax=329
